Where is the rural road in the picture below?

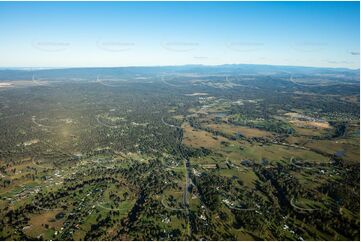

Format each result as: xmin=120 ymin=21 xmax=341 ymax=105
xmin=290 ymin=197 xmax=319 ymax=212
xmin=161 ymin=116 xmax=181 ymax=129
xmin=161 ymin=197 xmax=186 ymax=211
xmin=95 ymin=115 xmax=120 ymax=128
xmin=183 ymin=159 xmax=191 ymax=208
xmin=161 ymin=116 xmax=192 ymax=238
xmin=182 ymin=157 xmax=192 ymax=238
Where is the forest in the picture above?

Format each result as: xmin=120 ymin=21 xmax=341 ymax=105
xmin=0 ymin=65 xmax=359 ymax=240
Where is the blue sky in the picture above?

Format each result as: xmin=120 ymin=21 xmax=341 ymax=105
xmin=0 ymin=1 xmax=359 ymax=69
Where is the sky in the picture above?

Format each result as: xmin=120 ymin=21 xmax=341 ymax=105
xmin=0 ymin=1 xmax=359 ymax=69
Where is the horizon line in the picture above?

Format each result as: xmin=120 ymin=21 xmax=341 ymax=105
xmin=0 ymin=63 xmax=359 ymax=71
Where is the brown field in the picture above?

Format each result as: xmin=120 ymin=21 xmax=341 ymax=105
xmin=182 ymin=123 xmax=229 ymax=149
xmin=172 ymin=115 xmax=184 ymax=120
xmin=226 ymin=143 xmax=329 ymax=163
xmin=201 ymin=164 xmax=217 ymax=169
xmin=285 ymin=112 xmax=331 ymax=130
xmin=291 ymin=125 xmax=330 ymax=137
xmin=24 ymin=210 xmax=64 ymax=238
xmin=182 ymin=122 xmax=329 ymax=163
xmin=207 ymin=123 xmax=273 ymax=138
xmin=290 ymin=120 xmax=331 ymax=129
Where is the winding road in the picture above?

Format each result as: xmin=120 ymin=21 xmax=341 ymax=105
xmin=161 ymin=197 xmax=186 ymax=211
xmin=95 ymin=115 xmax=121 ymax=128
xmin=161 ymin=116 xmax=180 ymax=129
xmin=290 ymin=197 xmax=319 ymax=212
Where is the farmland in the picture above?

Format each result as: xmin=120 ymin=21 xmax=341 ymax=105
xmin=0 ymin=65 xmax=359 ymax=240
